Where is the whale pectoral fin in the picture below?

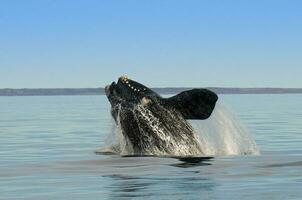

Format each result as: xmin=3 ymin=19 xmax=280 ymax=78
xmin=164 ymin=89 xmax=218 ymax=120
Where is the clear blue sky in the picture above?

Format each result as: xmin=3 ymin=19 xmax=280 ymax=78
xmin=0 ymin=0 xmax=301 ymax=88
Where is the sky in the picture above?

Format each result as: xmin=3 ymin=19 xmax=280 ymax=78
xmin=0 ymin=0 xmax=301 ymax=88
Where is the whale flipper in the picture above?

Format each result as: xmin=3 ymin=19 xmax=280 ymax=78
xmin=164 ymin=89 xmax=218 ymax=120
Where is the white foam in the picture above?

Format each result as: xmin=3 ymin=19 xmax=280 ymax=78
xmin=132 ymin=104 xmax=202 ymax=156
xmin=190 ymin=102 xmax=260 ymax=156
xmin=101 ymin=102 xmax=259 ymax=156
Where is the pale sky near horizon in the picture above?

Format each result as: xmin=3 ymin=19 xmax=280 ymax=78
xmin=0 ymin=0 xmax=302 ymax=88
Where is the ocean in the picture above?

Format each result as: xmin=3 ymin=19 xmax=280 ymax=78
xmin=0 ymin=94 xmax=301 ymax=200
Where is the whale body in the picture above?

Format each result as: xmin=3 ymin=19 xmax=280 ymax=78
xmin=105 ymin=76 xmax=218 ymax=156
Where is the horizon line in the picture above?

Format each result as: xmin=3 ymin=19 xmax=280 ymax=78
xmin=1 ymin=87 xmax=302 ymax=96
xmin=1 ymin=86 xmax=302 ymax=90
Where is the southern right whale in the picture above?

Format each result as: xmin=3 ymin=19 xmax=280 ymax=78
xmin=104 ymin=76 xmax=218 ymax=156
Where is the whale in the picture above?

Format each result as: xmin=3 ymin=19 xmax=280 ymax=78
xmin=104 ymin=76 xmax=218 ymax=156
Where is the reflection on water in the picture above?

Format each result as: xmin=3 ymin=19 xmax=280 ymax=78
xmin=170 ymin=157 xmax=213 ymax=168
xmin=1 ymin=95 xmax=302 ymax=199
xmin=104 ymin=170 xmax=216 ymax=200
xmin=104 ymin=174 xmax=154 ymax=199
xmin=261 ymin=161 xmax=302 ymax=168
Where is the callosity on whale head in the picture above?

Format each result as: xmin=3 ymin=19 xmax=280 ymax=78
xmin=105 ymin=75 xmax=218 ymax=156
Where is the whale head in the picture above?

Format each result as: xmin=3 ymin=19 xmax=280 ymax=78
xmin=105 ymin=75 xmax=159 ymax=107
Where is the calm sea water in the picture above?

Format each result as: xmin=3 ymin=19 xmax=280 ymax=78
xmin=0 ymin=94 xmax=301 ymax=200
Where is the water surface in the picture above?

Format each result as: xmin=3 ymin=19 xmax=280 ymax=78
xmin=0 ymin=95 xmax=301 ymax=199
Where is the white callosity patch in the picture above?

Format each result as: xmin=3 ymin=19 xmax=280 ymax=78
xmin=120 ymin=75 xmax=129 ymax=81
xmin=120 ymin=75 xmax=145 ymax=93
xmin=140 ymin=97 xmax=151 ymax=106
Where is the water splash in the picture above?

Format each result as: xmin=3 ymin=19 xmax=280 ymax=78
xmin=131 ymin=104 xmax=203 ymax=156
xmin=190 ymin=102 xmax=260 ymax=156
xmin=96 ymin=107 xmax=134 ymax=155
xmin=98 ymin=102 xmax=259 ymax=156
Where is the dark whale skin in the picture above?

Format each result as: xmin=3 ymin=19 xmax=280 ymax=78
xmin=105 ymin=76 xmax=218 ymax=156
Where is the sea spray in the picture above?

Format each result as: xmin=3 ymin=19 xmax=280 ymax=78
xmin=131 ymin=104 xmax=203 ymax=156
xmin=98 ymin=102 xmax=259 ymax=156
xmin=190 ymin=102 xmax=260 ymax=156
xmin=97 ymin=107 xmax=134 ymax=155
